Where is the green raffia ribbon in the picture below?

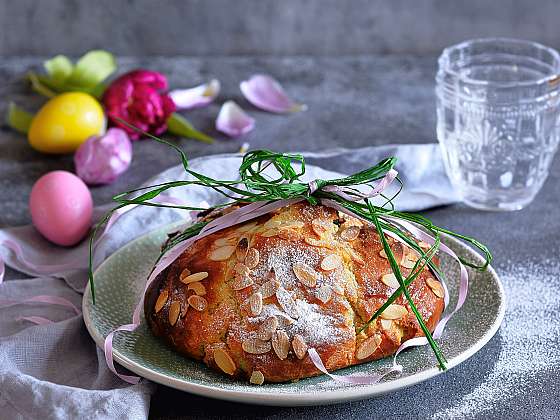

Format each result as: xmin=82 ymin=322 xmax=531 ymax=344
xmin=89 ymin=125 xmax=492 ymax=371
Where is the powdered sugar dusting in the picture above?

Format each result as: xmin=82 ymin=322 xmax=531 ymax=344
xmin=434 ymin=259 xmax=560 ymax=419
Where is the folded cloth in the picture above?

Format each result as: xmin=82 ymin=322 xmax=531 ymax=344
xmin=0 ymin=144 xmax=458 ymax=419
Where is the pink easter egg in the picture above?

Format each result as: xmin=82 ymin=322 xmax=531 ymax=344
xmin=29 ymin=170 xmax=93 ymax=246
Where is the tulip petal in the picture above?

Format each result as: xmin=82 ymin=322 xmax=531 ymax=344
xmin=215 ymin=101 xmax=255 ymax=138
xmin=74 ymin=128 xmax=132 ymax=185
xmin=240 ymin=74 xmax=307 ymax=114
xmin=170 ymin=79 xmax=221 ymax=110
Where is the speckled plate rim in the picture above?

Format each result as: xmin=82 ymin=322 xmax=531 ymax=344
xmin=83 ymin=222 xmax=506 ymax=406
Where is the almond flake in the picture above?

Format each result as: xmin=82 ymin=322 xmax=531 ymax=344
xmin=419 ymin=241 xmax=431 ymax=250
xmin=379 ymin=249 xmax=388 ymax=259
xmin=245 ymin=248 xmax=260 ymax=269
xmin=275 ymin=287 xmax=299 ymax=318
xmin=188 ymin=295 xmax=208 ymax=311
xmin=261 ymin=229 xmax=279 ymax=238
xmin=180 ymin=271 xmax=209 ymax=284
xmin=381 ymin=273 xmax=400 ymax=288
xmin=316 ymin=285 xmax=332 ymax=303
xmin=236 ymin=221 xmax=258 ymax=233
xmin=320 ymin=254 xmax=342 ymax=271
xmin=280 ymin=220 xmax=305 ymax=229
xmin=187 ymin=281 xmax=206 ymax=296
xmin=214 ymin=236 xmax=236 ymax=247
xmin=340 ymin=225 xmax=360 ymax=241
xmin=263 ymin=219 xmax=282 ymax=229
xmin=400 ymin=256 xmax=416 ymax=269
xmin=249 ymin=292 xmax=263 ymax=316
xmin=293 ymin=262 xmax=319 ymax=287
xmin=234 ymin=262 xmax=250 ymax=277
xmin=380 ymin=304 xmax=408 ymax=320
xmin=304 ymin=237 xmax=333 ymax=248
xmin=242 ymin=338 xmax=271 ymax=354
xmin=271 ymin=330 xmax=289 ymax=360
xmin=426 ymin=278 xmax=445 ymax=298
xmin=154 ymin=289 xmax=169 ymax=313
xmin=257 ymin=316 xmax=279 ymax=341
xmin=260 ymin=278 xmax=280 ymax=299
xmin=380 ymin=319 xmax=393 ymax=330
xmin=356 ymin=335 xmax=382 ymax=359
xmin=249 ymin=370 xmax=265 ymax=385
xmin=278 ymin=229 xmax=303 ymax=241
xmin=349 ymin=249 xmax=365 ymax=265
xmin=235 ymin=237 xmax=249 ymax=261
xmin=168 ymin=301 xmax=180 ymax=326
xmin=209 ymin=245 xmax=236 ymax=261
xmin=179 ymin=268 xmax=191 ymax=280
xmin=292 ymin=334 xmax=308 ymax=359
xmin=214 ymin=348 xmax=236 ymax=375
xmin=231 ymin=274 xmax=254 ymax=291
xmin=311 ymin=218 xmax=332 ymax=237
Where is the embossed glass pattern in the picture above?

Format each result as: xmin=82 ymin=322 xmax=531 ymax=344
xmin=436 ymin=38 xmax=560 ymax=210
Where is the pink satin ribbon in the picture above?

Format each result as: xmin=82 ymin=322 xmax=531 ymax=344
xmin=0 ymin=294 xmax=81 ymax=325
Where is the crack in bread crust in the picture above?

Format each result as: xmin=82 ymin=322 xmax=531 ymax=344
xmin=144 ymin=202 xmax=444 ymax=383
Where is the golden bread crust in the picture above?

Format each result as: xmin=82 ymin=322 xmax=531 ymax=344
xmin=144 ymin=202 xmax=444 ymax=383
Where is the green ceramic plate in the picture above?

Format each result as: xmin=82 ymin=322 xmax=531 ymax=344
xmin=83 ymin=222 xmax=505 ymax=406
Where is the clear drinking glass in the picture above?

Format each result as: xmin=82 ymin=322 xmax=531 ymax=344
xmin=436 ymin=38 xmax=560 ymax=210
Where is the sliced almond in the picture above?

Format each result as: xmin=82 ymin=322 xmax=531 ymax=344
xmin=261 ymin=229 xmax=279 ymax=238
xmin=379 ymin=249 xmax=388 ymax=259
xmin=340 ymin=225 xmax=360 ymax=241
xmin=348 ymin=249 xmax=365 ymax=265
xmin=280 ymin=220 xmax=305 ymax=229
xmin=168 ymin=301 xmax=180 ymax=326
xmin=275 ymin=287 xmax=299 ymax=318
xmin=381 ymin=273 xmax=400 ymax=289
xmin=316 ymin=285 xmax=332 ymax=303
xmin=214 ymin=348 xmax=236 ymax=375
xmin=179 ymin=268 xmax=191 ymax=280
xmin=187 ymin=281 xmax=206 ymax=296
xmin=419 ymin=241 xmax=431 ymax=250
xmin=320 ymin=254 xmax=342 ymax=271
xmin=188 ymin=295 xmax=208 ymax=311
xmin=400 ymin=257 xmax=416 ymax=269
xmin=249 ymin=370 xmax=265 ymax=385
xmin=236 ymin=221 xmax=258 ymax=233
xmin=380 ymin=304 xmax=408 ymax=320
xmin=245 ymin=248 xmax=260 ymax=269
xmin=271 ymin=330 xmax=289 ymax=360
xmin=278 ymin=229 xmax=303 ymax=241
xmin=356 ymin=335 xmax=382 ymax=359
xmin=209 ymin=245 xmax=236 ymax=261
xmin=311 ymin=218 xmax=333 ymax=237
xmin=260 ymin=278 xmax=280 ymax=299
xmin=214 ymin=236 xmax=236 ymax=247
xmin=304 ymin=237 xmax=333 ymax=248
xmin=249 ymin=292 xmax=263 ymax=316
xmin=263 ymin=219 xmax=282 ymax=229
xmin=293 ymin=262 xmax=319 ymax=287
xmin=234 ymin=262 xmax=250 ymax=277
xmin=242 ymin=338 xmax=271 ymax=354
xmin=181 ymin=271 xmax=209 ymax=284
xmin=292 ymin=334 xmax=308 ymax=359
xmin=154 ymin=289 xmax=169 ymax=313
xmin=257 ymin=316 xmax=279 ymax=341
xmin=236 ymin=237 xmax=249 ymax=261
xmin=426 ymin=278 xmax=445 ymax=298
xmin=380 ymin=319 xmax=393 ymax=330
xmin=231 ymin=274 xmax=254 ymax=291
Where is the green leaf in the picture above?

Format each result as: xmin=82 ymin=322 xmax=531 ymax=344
xmin=27 ymin=72 xmax=57 ymax=98
xmin=6 ymin=102 xmax=34 ymax=134
xmin=66 ymin=50 xmax=116 ymax=90
xmin=44 ymin=55 xmax=73 ymax=84
xmin=167 ymin=113 xmax=214 ymax=144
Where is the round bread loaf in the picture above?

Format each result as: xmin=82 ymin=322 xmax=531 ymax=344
xmin=144 ymin=202 xmax=444 ymax=383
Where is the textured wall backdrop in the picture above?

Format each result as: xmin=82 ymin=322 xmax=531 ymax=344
xmin=1 ymin=0 xmax=560 ymax=56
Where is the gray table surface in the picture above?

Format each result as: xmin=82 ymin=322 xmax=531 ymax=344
xmin=1 ymin=55 xmax=559 ymax=419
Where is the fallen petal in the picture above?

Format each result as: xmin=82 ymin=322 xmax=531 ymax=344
xmin=216 ymin=101 xmax=255 ymax=138
xmin=240 ymin=74 xmax=307 ymax=114
xmin=169 ymin=79 xmax=220 ymax=110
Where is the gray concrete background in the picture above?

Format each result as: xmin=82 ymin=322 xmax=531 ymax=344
xmin=2 ymin=0 xmax=560 ymax=56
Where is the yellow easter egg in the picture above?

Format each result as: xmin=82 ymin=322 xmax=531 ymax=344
xmin=28 ymin=92 xmax=106 ymax=154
